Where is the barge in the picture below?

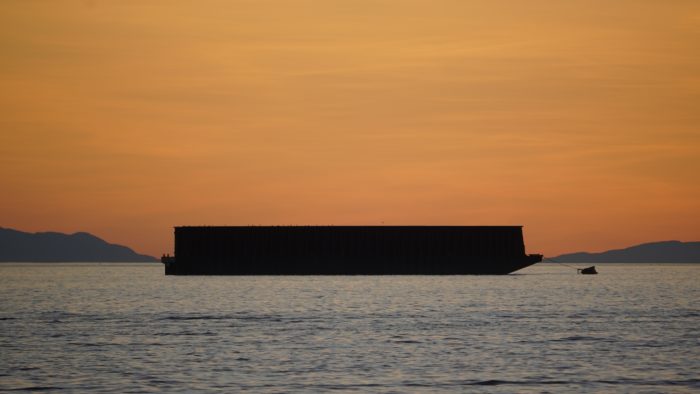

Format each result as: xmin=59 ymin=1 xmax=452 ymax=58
xmin=163 ymin=226 xmax=541 ymax=275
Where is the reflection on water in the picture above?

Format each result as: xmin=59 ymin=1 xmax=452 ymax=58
xmin=1 ymin=263 xmax=698 ymax=392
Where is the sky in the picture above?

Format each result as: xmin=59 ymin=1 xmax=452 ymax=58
xmin=1 ymin=0 xmax=699 ymax=257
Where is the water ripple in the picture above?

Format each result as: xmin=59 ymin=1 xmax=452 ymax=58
xmin=0 ymin=263 xmax=698 ymax=392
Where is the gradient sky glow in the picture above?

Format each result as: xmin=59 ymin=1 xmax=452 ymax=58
xmin=2 ymin=0 xmax=699 ymax=257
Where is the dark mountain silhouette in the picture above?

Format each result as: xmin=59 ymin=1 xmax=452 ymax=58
xmin=552 ymin=240 xmax=700 ymax=263
xmin=0 ymin=227 xmax=156 ymax=262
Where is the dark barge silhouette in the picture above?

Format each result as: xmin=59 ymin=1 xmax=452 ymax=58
xmin=163 ymin=226 xmax=541 ymax=275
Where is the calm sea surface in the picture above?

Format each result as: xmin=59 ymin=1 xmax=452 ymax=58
xmin=0 ymin=263 xmax=698 ymax=393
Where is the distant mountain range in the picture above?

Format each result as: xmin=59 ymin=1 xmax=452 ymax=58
xmin=552 ymin=241 xmax=700 ymax=263
xmin=0 ymin=227 xmax=156 ymax=262
xmin=1 ymin=227 xmax=697 ymax=264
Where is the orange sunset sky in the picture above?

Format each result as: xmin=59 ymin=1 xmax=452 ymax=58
xmin=1 ymin=0 xmax=699 ymax=257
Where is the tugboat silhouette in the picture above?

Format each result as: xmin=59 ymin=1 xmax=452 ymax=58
xmin=578 ymin=266 xmax=598 ymax=275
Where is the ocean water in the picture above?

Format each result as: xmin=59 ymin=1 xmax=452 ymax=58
xmin=0 ymin=263 xmax=698 ymax=393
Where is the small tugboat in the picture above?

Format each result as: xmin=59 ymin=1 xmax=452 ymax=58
xmin=577 ymin=266 xmax=597 ymax=275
